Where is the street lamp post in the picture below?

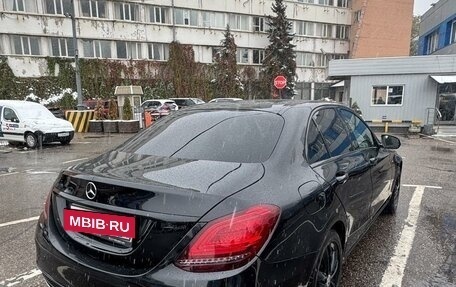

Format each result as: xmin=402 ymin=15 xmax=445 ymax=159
xmin=65 ymin=8 xmax=84 ymax=110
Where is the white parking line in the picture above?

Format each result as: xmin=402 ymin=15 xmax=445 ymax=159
xmin=25 ymin=171 xmax=58 ymax=175
xmin=62 ymin=157 xmax=88 ymax=164
xmin=379 ymin=185 xmax=438 ymax=287
xmin=0 ymin=172 xmax=19 ymax=178
xmin=0 ymin=268 xmax=42 ymax=286
xmin=0 ymin=216 xmax=39 ymax=228
xmin=402 ymin=184 xmax=442 ymax=189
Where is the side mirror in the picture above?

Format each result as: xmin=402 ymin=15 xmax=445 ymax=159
xmin=381 ymin=135 xmax=401 ymax=149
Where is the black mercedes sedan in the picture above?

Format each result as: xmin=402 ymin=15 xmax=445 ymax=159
xmin=35 ymin=101 xmax=402 ymax=287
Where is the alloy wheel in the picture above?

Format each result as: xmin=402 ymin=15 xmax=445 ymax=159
xmin=316 ymin=242 xmax=340 ymax=287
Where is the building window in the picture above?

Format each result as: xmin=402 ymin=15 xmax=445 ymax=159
xmin=50 ymin=38 xmax=74 ymax=57
xmin=315 ymin=54 xmax=328 ymax=67
xmin=253 ymin=16 xmax=268 ymax=32
xmin=45 ymin=0 xmax=72 ymax=14
xmin=252 ymin=49 xmax=264 ymax=64
xmin=80 ymin=0 xmax=106 ymax=18
xmin=337 ymin=0 xmax=349 ymax=8
xmin=298 ymin=0 xmax=315 ymax=3
xmin=174 ymin=8 xmax=199 ymax=26
xmin=336 ymin=25 xmax=349 ymax=39
xmin=237 ymin=48 xmax=249 ymax=64
xmin=372 ymin=85 xmax=404 ymax=106
xmin=296 ymin=52 xmax=314 ymax=67
xmin=426 ymin=31 xmax=439 ymax=54
xmin=82 ymin=39 xmax=111 ymax=58
xmin=229 ymin=14 xmax=249 ymax=31
xmin=148 ymin=43 xmax=169 ymax=60
xmin=354 ymin=10 xmax=362 ymax=23
xmin=202 ymin=11 xmax=225 ymax=28
xmin=4 ymin=0 xmax=38 ymax=12
xmin=451 ymin=21 xmax=456 ymax=44
xmin=317 ymin=0 xmax=334 ymax=6
xmin=11 ymin=35 xmax=40 ymax=55
xmin=316 ymin=23 xmax=332 ymax=38
xmin=149 ymin=6 xmax=169 ymax=24
xmin=114 ymin=2 xmax=139 ymax=21
xmin=296 ymin=21 xmax=315 ymax=36
xmin=116 ymin=41 xmax=141 ymax=59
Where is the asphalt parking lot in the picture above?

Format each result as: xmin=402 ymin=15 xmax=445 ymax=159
xmin=0 ymin=133 xmax=455 ymax=287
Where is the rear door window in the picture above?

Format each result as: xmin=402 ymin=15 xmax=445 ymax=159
xmin=313 ymin=108 xmax=354 ymax=157
xmin=307 ymin=120 xmax=330 ymax=164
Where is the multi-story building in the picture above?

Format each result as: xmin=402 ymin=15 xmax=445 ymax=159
xmin=349 ymin=0 xmax=413 ymax=58
xmin=418 ymin=0 xmax=456 ymax=55
xmin=0 ymin=0 xmax=351 ymax=100
xmin=0 ymin=0 xmax=413 ymax=100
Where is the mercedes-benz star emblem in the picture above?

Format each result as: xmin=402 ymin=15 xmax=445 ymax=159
xmin=85 ymin=182 xmax=97 ymax=200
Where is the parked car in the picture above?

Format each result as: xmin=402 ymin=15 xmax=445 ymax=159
xmin=208 ymin=97 xmax=243 ymax=103
xmin=47 ymin=106 xmax=66 ymax=119
xmin=0 ymin=100 xmax=74 ymax=148
xmin=141 ymin=99 xmax=178 ymax=112
xmin=169 ymin=98 xmax=205 ymax=109
xmin=35 ymin=101 xmax=402 ymax=287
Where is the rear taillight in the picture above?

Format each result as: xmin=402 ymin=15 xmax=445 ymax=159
xmin=175 ymin=204 xmax=280 ymax=272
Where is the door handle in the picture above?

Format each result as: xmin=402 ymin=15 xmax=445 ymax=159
xmin=335 ymin=171 xmax=348 ymax=183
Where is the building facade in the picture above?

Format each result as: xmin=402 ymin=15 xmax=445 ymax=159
xmin=0 ymin=0 xmax=415 ymax=100
xmin=418 ymin=0 xmax=456 ymax=55
xmin=349 ymin=0 xmax=413 ymax=58
xmin=328 ymin=55 xmax=456 ymax=129
xmin=0 ymin=0 xmax=353 ymax=100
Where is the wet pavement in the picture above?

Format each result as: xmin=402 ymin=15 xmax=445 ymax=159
xmin=0 ymin=133 xmax=455 ymax=287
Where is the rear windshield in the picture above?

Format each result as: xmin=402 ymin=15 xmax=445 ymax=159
xmin=118 ymin=110 xmax=284 ymax=163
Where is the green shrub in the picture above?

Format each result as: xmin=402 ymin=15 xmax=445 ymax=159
xmin=122 ymin=97 xmax=133 ymax=120
xmin=108 ymin=98 xmax=119 ymax=120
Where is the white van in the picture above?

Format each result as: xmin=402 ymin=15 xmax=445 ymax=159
xmin=0 ymin=100 xmax=75 ymax=148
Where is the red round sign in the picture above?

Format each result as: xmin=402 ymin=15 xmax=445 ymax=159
xmin=274 ymin=76 xmax=287 ymax=90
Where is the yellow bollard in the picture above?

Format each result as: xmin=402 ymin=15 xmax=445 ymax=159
xmin=385 ymin=122 xmax=389 ymax=133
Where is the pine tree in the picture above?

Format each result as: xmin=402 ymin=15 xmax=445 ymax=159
xmin=260 ymin=0 xmax=296 ymax=99
xmin=212 ymin=26 xmax=243 ymax=98
xmin=122 ymin=97 xmax=133 ymax=120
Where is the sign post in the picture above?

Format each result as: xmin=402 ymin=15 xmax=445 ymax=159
xmin=274 ymin=76 xmax=287 ymax=99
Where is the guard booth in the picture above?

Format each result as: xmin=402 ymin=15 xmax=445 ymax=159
xmin=114 ymin=86 xmax=143 ymax=127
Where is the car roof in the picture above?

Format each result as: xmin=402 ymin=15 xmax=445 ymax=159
xmin=143 ymin=99 xmax=176 ymax=104
xmin=0 ymin=100 xmax=46 ymax=110
xmin=193 ymin=100 xmax=347 ymax=115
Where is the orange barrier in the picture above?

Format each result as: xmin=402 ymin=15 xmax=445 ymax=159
xmin=144 ymin=111 xmax=153 ymax=128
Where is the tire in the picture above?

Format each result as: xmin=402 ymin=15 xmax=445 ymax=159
xmin=309 ymin=230 xmax=343 ymax=287
xmin=383 ymin=176 xmax=401 ymax=215
xmin=24 ymin=132 xmax=39 ymax=149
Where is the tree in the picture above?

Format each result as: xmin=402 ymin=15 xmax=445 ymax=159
xmin=212 ymin=26 xmax=244 ymax=98
xmin=167 ymin=42 xmax=198 ymax=97
xmin=122 ymin=97 xmax=133 ymax=120
xmin=108 ymin=98 xmax=118 ymax=120
xmin=410 ymin=16 xmax=421 ymax=56
xmin=260 ymin=0 xmax=296 ymax=99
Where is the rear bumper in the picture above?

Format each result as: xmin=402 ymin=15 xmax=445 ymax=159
xmin=35 ymin=214 xmax=315 ymax=287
